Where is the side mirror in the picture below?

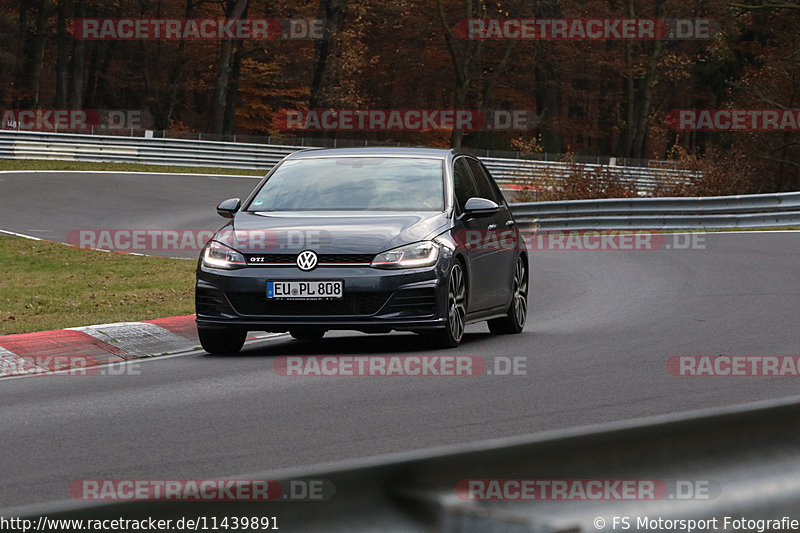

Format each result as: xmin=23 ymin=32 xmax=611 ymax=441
xmin=216 ymin=198 xmax=241 ymax=218
xmin=462 ymin=197 xmax=500 ymax=218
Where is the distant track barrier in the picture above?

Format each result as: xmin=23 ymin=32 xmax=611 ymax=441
xmin=5 ymin=130 xmax=795 ymax=231
xmin=510 ymin=192 xmax=800 ymax=230
xmin=0 ymin=130 xmax=695 ymax=193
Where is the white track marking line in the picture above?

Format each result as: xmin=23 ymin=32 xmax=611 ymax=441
xmin=0 ymin=170 xmax=262 ymax=179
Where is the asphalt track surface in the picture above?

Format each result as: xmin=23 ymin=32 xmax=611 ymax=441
xmin=0 ymin=171 xmax=260 ymax=258
xmin=2 ymin=171 xmax=800 ymax=510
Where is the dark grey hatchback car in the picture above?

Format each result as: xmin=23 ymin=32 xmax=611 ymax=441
xmin=195 ymin=147 xmax=528 ymax=354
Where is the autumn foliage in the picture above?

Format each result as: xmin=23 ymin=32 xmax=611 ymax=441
xmin=1 ymin=0 xmax=800 ymax=194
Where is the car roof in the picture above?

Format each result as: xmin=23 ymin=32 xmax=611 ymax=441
xmin=284 ymin=147 xmax=462 ymax=160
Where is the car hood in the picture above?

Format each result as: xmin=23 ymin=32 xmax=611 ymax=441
xmin=215 ymin=211 xmax=451 ymax=255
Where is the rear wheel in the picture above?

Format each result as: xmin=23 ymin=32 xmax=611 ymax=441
xmin=198 ymin=327 xmax=246 ymax=355
xmin=290 ymin=329 xmax=326 ymax=341
xmin=488 ymin=256 xmax=528 ymax=334
xmin=428 ymin=262 xmax=467 ymax=348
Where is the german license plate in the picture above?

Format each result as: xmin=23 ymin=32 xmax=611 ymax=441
xmin=267 ymin=280 xmax=343 ymax=300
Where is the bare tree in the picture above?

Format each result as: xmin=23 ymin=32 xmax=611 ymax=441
xmin=210 ymin=0 xmax=249 ymax=135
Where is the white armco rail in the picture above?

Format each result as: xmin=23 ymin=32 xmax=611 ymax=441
xmin=0 ymin=130 xmax=697 ymax=193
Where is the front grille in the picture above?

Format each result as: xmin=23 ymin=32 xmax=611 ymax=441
xmin=226 ymin=292 xmax=390 ymax=316
xmin=245 ymin=253 xmax=373 ymax=265
xmin=387 ymin=288 xmax=438 ymax=315
xmin=319 ymin=254 xmax=373 ymax=264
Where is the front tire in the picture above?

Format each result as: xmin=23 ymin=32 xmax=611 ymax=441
xmin=429 ymin=262 xmax=467 ymax=348
xmin=488 ymin=256 xmax=528 ymax=335
xmin=198 ymin=327 xmax=246 ymax=355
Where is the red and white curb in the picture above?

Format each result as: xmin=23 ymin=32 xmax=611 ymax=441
xmin=0 ymin=315 xmax=274 ymax=378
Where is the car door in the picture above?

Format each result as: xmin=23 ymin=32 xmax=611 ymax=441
xmin=452 ymin=156 xmax=499 ymax=313
xmin=465 ymin=157 xmax=517 ymax=308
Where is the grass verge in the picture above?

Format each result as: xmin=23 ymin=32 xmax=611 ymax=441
xmin=0 ymin=158 xmax=264 ymax=176
xmin=0 ymin=235 xmax=196 ymax=335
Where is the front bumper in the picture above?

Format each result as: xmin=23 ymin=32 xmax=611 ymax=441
xmin=195 ymin=264 xmax=448 ymax=333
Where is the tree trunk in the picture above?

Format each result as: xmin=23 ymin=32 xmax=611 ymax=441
xmin=451 ymin=83 xmax=468 ymax=147
xmin=309 ymin=0 xmax=340 ymax=108
xmin=68 ymin=0 xmax=86 ymax=109
xmin=617 ymin=0 xmax=636 ymax=158
xmin=631 ymin=5 xmax=664 ymax=159
xmin=54 ymin=0 xmax=70 ymax=108
xmin=160 ymin=0 xmax=194 ymax=130
xmin=24 ymin=0 xmax=52 ymax=108
xmin=223 ymin=44 xmax=246 ymax=134
xmin=532 ymin=0 xmax=563 ymax=153
xmin=15 ymin=0 xmax=31 ymax=107
xmin=437 ymin=0 xmax=482 ymax=148
xmin=210 ymin=0 xmax=249 ymax=135
xmin=480 ymin=42 xmax=516 ymax=106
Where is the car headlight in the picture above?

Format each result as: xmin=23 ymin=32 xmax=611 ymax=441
xmin=202 ymin=240 xmax=246 ymax=269
xmin=371 ymin=241 xmax=439 ymax=269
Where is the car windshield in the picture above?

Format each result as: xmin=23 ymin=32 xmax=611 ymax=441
xmin=246 ymin=156 xmax=444 ymax=211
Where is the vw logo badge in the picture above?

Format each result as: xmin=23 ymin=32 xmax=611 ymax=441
xmin=296 ymin=250 xmax=318 ymax=271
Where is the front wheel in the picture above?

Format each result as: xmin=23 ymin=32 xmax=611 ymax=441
xmin=428 ymin=262 xmax=467 ymax=348
xmin=488 ymin=256 xmax=528 ymax=335
xmin=198 ymin=327 xmax=246 ymax=355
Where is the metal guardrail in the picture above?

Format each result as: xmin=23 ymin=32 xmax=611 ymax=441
xmin=0 ymin=130 xmax=297 ymax=170
xmin=0 ymin=130 xmax=696 ymax=192
xmin=0 ymin=127 xmax=682 ymax=167
xmin=5 ymin=130 xmax=792 ymax=230
xmin=11 ymin=397 xmax=800 ymax=531
xmin=510 ymin=192 xmax=800 ymax=230
xmin=483 ymin=156 xmax=697 ymax=193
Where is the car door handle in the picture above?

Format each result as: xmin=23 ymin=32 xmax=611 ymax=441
xmin=487 ymin=224 xmax=497 ymax=230
xmin=505 ymin=220 xmax=515 ymax=227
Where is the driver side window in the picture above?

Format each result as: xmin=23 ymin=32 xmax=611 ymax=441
xmin=453 ymin=157 xmax=479 ymax=214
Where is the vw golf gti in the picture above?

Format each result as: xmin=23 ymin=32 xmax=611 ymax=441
xmin=195 ymin=147 xmax=528 ymax=354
